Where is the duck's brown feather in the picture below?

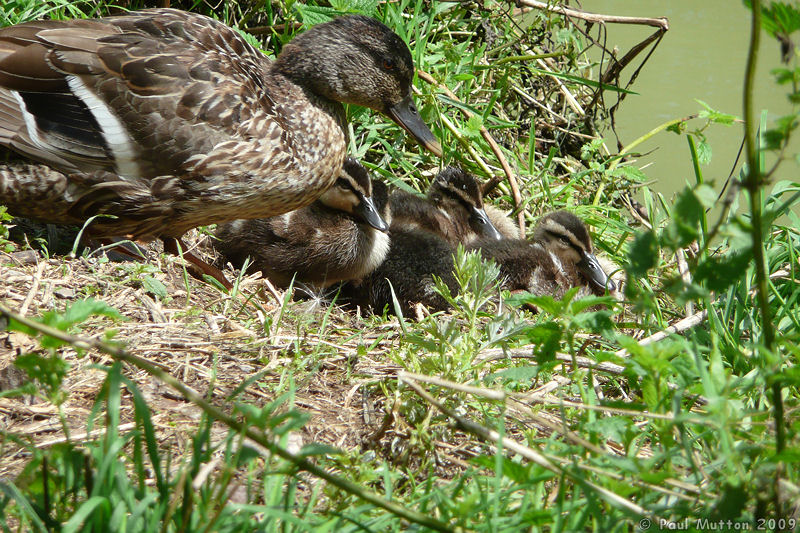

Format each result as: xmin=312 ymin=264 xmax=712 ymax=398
xmin=0 ymin=9 xmax=348 ymax=239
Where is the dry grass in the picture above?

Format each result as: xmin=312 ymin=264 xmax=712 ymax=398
xmin=0 ymin=230 xmax=413 ymax=477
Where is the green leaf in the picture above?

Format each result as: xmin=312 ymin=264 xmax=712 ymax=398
xmin=486 ymin=365 xmax=541 ymax=384
xmin=626 ymin=230 xmax=659 ymax=277
xmin=696 ymin=138 xmax=712 ymax=164
xmin=142 ymin=276 xmax=167 ymax=301
xmin=586 ymin=416 xmax=631 ymax=443
xmin=693 ymin=250 xmax=753 ymax=292
xmin=299 ymin=443 xmax=343 ymax=457
xmin=696 ymin=99 xmax=737 ymax=125
xmin=694 ymin=184 xmax=718 ymax=209
xmin=664 ymin=187 xmax=703 ymax=248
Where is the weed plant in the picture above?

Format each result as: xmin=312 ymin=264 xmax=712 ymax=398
xmin=0 ymin=0 xmax=798 ymax=531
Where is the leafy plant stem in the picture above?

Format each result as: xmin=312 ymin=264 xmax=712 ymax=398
xmin=610 ymin=115 xmax=698 ymax=170
xmin=742 ymin=0 xmax=785 ymax=510
xmin=0 ymin=302 xmax=454 ymax=533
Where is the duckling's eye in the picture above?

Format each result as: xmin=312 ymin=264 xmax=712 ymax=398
xmin=383 ymin=58 xmax=395 ymax=70
xmin=336 ymin=178 xmax=353 ymax=191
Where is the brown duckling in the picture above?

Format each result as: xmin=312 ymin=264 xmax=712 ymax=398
xmin=347 ymin=227 xmax=458 ymax=315
xmin=388 ymin=166 xmax=504 ymax=245
xmin=353 ymin=210 xmax=615 ymax=315
xmin=215 ymin=158 xmax=390 ymax=289
xmin=469 ymin=210 xmax=616 ymax=298
xmin=0 ymin=10 xmax=441 ymax=286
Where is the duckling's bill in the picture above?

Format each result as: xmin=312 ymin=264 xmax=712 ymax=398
xmin=578 ymin=252 xmax=616 ymax=292
xmin=387 ymin=95 xmax=442 ymax=157
xmin=472 ymin=206 xmax=504 ymax=240
xmin=355 ymin=196 xmax=389 ymax=231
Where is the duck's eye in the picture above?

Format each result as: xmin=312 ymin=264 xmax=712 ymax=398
xmin=383 ymin=58 xmax=395 ymax=70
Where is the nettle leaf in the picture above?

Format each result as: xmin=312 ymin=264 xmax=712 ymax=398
xmin=626 ymin=230 xmax=659 ymax=277
xmin=693 ymin=250 xmax=753 ymax=292
xmin=295 ymin=4 xmax=340 ymax=25
xmin=61 ymin=299 xmax=122 ymax=327
xmin=696 ymin=138 xmax=712 ymax=164
xmin=524 ymin=322 xmax=563 ymax=361
xmin=696 ymin=99 xmax=737 ymax=125
xmin=666 ymin=121 xmax=686 ymax=135
xmin=486 ymin=365 xmax=541 ymax=385
xmin=694 ymin=184 xmax=718 ymax=209
xmin=571 ymin=310 xmax=615 ymax=336
xmin=464 ymin=114 xmax=484 ymax=139
xmin=612 ymin=165 xmax=649 ymax=183
xmin=664 ymin=187 xmax=703 ymax=248
xmin=299 ymin=443 xmax=342 ymax=457
xmin=586 ymin=416 xmax=632 ymax=443
xmin=14 ymin=352 xmax=69 ymax=399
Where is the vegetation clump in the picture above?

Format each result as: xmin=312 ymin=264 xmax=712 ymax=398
xmin=1 ymin=0 xmax=798 ymax=530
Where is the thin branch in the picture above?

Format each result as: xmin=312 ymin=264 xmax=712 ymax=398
xmin=400 ymin=374 xmax=656 ymax=518
xmin=516 ymin=0 xmax=669 ymax=30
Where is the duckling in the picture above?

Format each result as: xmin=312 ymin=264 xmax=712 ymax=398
xmin=469 ymin=210 xmax=616 ymax=298
xmin=388 ymin=166 xmax=504 ymax=245
xmin=0 ymin=10 xmax=441 ymax=285
xmin=349 ymin=227 xmax=459 ymax=315
xmin=354 ymin=210 xmax=616 ymax=315
xmin=215 ymin=158 xmax=390 ymax=289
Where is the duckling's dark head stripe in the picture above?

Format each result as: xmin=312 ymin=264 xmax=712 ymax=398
xmin=340 ymin=157 xmax=372 ymax=196
xmin=433 ymin=166 xmax=484 ymax=208
xmin=536 ymin=211 xmax=593 ymax=253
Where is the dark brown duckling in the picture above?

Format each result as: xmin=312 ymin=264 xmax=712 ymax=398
xmin=353 ymin=210 xmax=616 ymax=315
xmin=388 ymin=166 xmax=503 ymax=245
xmin=0 ymin=10 xmax=441 ymax=286
xmin=469 ymin=210 xmax=616 ymax=298
xmin=215 ymin=158 xmax=390 ymax=289
xmin=348 ymin=227 xmax=458 ymax=315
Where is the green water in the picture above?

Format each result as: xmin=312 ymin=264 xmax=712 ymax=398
xmin=582 ymin=0 xmax=795 ymax=200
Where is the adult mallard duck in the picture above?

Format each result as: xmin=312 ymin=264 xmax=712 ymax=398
xmin=215 ymin=158 xmax=391 ymax=289
xmin=0 ymin=9 xmax=441 ymax=284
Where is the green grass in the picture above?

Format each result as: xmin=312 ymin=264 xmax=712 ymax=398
xmin=1 ymin=0 xmax=799 ymax=531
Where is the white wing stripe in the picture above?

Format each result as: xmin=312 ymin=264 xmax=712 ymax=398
xmin=66 ymin=75 xmax=140 ymax=178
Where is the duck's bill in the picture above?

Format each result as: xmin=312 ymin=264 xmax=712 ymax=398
xmin=387 ymin=96 xmax=443 ymax=157
xmin=578 ymin=252 xmax=616 ymax=292
xmin=355 ymin=196 xmax=389 ymax=232
xmin=472 ymin=206 xmax=503 ymax=240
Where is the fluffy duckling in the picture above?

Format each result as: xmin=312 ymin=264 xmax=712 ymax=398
xmin=215 ymin=158 xmax=390 ymax=289
xmin=470 ymin=211 xmax=616 ymax=298
xmin=348 ymin=227 xmax=458 ymax=315
xmin=388 ymin=166 xmax=504 ymax=245
xmin=354 ymin=210 xmax=615 ymax=315
xmin=0 ymin=10 xmax=441 ymax=285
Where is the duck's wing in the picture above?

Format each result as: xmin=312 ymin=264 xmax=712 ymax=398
xmin=0 ymin=9 xmax=280 ymax=180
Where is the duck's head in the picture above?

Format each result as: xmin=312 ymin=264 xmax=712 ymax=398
xmin=429 ymin=166 xmax=503 ymax=241
xmin=318 ymin=157 xmax=390 ymax=231
xmin=533 ymin=211 xmax=615 ymax=293
xmin=274 ymin=15 xmax=442 ymax=157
